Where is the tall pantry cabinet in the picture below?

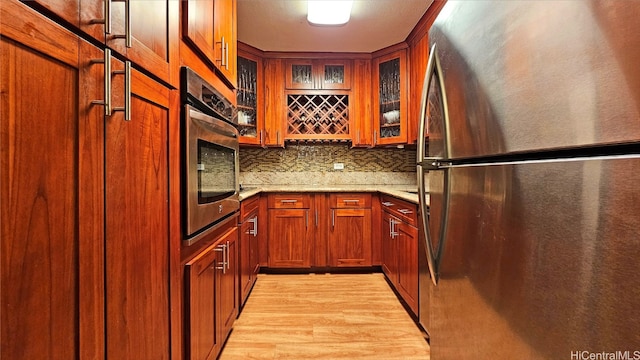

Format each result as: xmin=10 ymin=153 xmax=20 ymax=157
xmin=0 ymin=1 xmax=177 ymax=359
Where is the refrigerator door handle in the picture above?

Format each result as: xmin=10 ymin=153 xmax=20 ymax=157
xmin=417 ymin=43 xmax=452 ymax=286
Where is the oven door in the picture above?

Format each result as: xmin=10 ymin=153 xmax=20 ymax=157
xmin=185 ymin=105 xmax=239 ymax=238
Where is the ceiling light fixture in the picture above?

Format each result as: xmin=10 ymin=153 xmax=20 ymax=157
xmin=307 ymin=0 xmax=353 ymax=26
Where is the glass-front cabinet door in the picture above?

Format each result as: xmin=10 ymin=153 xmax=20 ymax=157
xmin=237 ymin=48 xmax=263 ymax=146
xmin=373 ymin=49 xmax=408 ymax=146
xmin=285 ymin=60 xmax=351 ymax=90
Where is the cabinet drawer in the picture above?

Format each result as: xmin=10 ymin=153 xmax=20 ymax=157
xmin=240 ymin=195 xmax=259 ymax=220
xmin=330 ymin=193 xmax=371 ymax=208
xmin=380 ymin=195 xmax=417 ymax=226
xmin=267 ymin=193 xmax=311 ymax=209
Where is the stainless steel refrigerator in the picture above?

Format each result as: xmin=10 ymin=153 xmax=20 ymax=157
xmin=416 ymin=1 xmax=640 ymax=358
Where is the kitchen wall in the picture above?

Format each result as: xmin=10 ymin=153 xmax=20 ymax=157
xmin=239 ymin=144 xmax=417 ymax=186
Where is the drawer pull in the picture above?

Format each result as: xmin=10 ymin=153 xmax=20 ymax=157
xmin=398 ymin=209 xmax=413 ymax=215
xmin=382 ymin=201 xmax=394 ymax=207
xmin=342 ymin=199 xmax=360 ymax=203
xmin=280 ymin=199 xmax=298 ymax=203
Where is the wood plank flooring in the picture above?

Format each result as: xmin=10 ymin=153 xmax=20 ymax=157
xmin=219 ymin=273 xmax=430 ymax=360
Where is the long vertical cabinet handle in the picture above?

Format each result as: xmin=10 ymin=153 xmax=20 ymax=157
xmin=112 ymin=61 xmax=132 ymax=121
xmin=226 ymin=240 xmax=230 ymax=270
xmin=90 ymin=0 xmax=111 ymax=33
xmin=331 ymin=210 xmax=335 ymax=228
xmin=417 ymin=44 xmax=452 ymax=286
xmin=214 ymin=245 xmax=226 ymax=273
xmin=91 ymin=48 xmax=112 ymax=116
xmin=218 ymin=36 xmax=226 ymax=67
xmin=112 ymin=0 xmax=132 ymax=47
xmin=225 ymin=39 xmax=229 ymax=70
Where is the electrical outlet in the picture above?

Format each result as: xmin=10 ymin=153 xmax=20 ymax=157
xmin=333 ymin=163 xmax=344 ymax=170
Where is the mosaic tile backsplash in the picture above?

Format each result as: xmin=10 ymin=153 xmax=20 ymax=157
xmin=239 ymin=144 xmax=418 ymax=185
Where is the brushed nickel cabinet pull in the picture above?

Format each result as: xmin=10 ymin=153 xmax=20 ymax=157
xmin=90 ymin=0 xmax=111 ymax=33
xmin=217 ymin=36 xmax=226 ymax=67
xmin=280 ymin=199 xmax=298 ymax=203
xmin=226 ymin=240 xmax=230 ymax=270
xmin=343 ymin=199 xmax=360 ymax=204
xmin=381 ymin=201 xmax=394 ymax=207
xmin=112 ymin=0 xmax=132 ymax=47
xmin=398 ymin=209 xmax=413 ymax=215
xmin=214 ymin=245 xmax=226 ymax=273
xmin=112 ymin=61 xmax=131 ymax=121
xmin=91 ymin=48 xmax=112 ymax=116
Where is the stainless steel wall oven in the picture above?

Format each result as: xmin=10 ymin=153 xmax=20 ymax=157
xmin=181 ymin=67 xmax=239 ymax=241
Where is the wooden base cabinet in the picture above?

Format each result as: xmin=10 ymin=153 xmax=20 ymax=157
xmin=239 ymin=196 xmax=260 ymax=307
xmin=381 ymin=196 xmax=419 ymax=315
xmin=328 ymin=194 xmax=372 ymax=267
xmin=267 ymin=194 xmax=313 ymax=268
xmin=186 ymin=224 xmax=238 ymax=360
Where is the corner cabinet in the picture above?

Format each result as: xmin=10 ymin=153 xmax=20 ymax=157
xmin=373 ymin=49 xmax=408 ymax=146
xmin=237 ymin=46 xmax=264 ymax=146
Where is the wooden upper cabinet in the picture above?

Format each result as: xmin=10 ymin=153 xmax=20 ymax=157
xmin=237 ymin=45 xmax=264 ymax=146
xmin=108 ymin=0 xmax=172 ymax=83
xmin=183 ymin=0 xmax=216 ymax=62
xmin=373 ymin=48 xmax=408 ymax=146
xmin=351 ymin=58 xmax=373 ymax=147
xmin=214 ymin=0 xmax=237 ymax=87
xmin=286 ymin=59 xmax=352 ymax=90
xmin=263 ymin=58 xmax=286 ymax=147
xmin=182 ymin=0 xmax=236 ymax=87
xmin=22 ymin=0 xmax=105 ymax=42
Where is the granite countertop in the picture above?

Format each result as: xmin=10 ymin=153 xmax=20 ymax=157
xmin=238 ymin=184 xmax=425 ymax=205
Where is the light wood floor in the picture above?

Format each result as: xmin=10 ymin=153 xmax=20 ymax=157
xmin=219 ymin=273 xmax=430 ymax=360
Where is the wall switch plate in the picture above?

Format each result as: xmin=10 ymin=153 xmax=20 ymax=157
xmin=333 ymin=163 xmax=344 ymax=170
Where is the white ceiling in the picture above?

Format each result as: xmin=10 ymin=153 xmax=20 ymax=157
xmin=237 ymin=0 xmax=435 ymax=53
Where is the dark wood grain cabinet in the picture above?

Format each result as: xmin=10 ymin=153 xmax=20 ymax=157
xmin=267 ymin=194 xmax=313 ymax=268
xmin=328 ymin=194 xmax=373 ymax=267
xmin=239 ymin=196 xmax=261 ymax=307
xmin=380 ymin=195 xmax=419 ymax=315
xmin=183 ymin=0 xmax=237 ymax=87
xmin=1 ymin=2 xmax=174 ymax=358
xmin=373 ymin=48 xmax=409 ymax=146
xmin=185 ymin=223 xmax=238 ymax=360
xmin=285 ymin=59 xmax=352 ymax=90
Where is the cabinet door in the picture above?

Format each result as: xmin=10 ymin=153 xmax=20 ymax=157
xmin=185 ymin=244 xmax=220 ymax=360
xmin=183 ymin=0 xmax=215 ymax=62
xmin=329 ymin=209 xmax=372 ymax=267
xmin=109 ymin=0 xmax=171 ymax=83
xmin=105 ymin=61 xmax=171 ymax=359
xmin=351 ymin=59 xmax=373 ymax=147
xmin=237 ymin=49 xmax=264 ymax=145
xmin=217 ymin=226 xmax=238 ymax=342
xmin=285 ymin=59 xmax=315 ymax=89
xmin=373 ymin=50 xmax=408 ymax=146
xmin=22 ymin=0 xmax=105 ymax=42
xmin=214 ymin=0 xmax=237 ymax=87
xmin=381 ymin=212 xmax=398 ymax=282
xmin=264 ymin=58 xmax=285 ymax=147
xmin=318 ymin=60 xmax=351 ymax=90
xmin=1 ymin=5 xmax=104 ymax=359
xmin=397 ymin=223 xmax=419 ymax=315
xmin=239 ymin=212 xmax=257 ymax=306
xmin=268 ymin=209 xmax=312 ymax=268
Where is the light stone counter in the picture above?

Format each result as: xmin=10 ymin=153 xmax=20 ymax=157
xmin=238 ymin=184 xmax=427 ymax=206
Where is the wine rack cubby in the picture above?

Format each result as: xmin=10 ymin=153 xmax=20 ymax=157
xmin=286 ymin=94 xmax=350 ymax=140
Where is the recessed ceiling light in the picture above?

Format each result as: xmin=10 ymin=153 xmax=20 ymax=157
xmin=307 ymin=0 xmax=354 ymax=26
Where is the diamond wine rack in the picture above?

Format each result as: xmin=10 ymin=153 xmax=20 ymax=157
xmin=286 ymin=94 xmax=350 ymax=142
